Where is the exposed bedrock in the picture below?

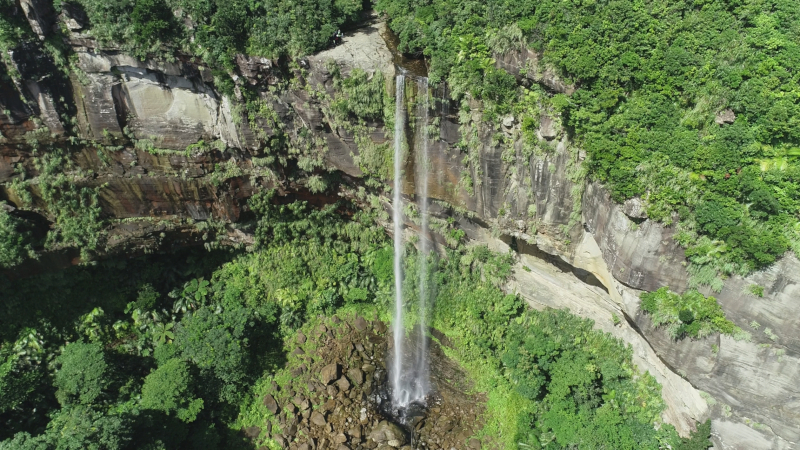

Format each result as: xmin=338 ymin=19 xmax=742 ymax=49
xmin=1 ymin=16 xmax=798 ymax=449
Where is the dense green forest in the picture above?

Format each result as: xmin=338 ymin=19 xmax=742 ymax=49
xmin=376 ymin=0 xmax=800 ymax=287
xmin=0 ymin=192 xmax=711 ymax=449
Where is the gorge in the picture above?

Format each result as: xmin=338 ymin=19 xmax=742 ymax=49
xmin=1 ymin=1 xmax=800 ymax=449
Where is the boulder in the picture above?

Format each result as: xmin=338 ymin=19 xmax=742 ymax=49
xmin=310 ymin=411 xmax=327 ymax=427
xmin=297 ymin=332 xmax=307 ymax=344
xmin=369 ymin=421 xmax=405 ymax=446
xmin=336 ymin=376 xmax=351 ymax=392
xmin=263 ymin=394 xmax=280 ymax=414
xmin=715 ymin=108 xmax=736 ymax=125
xmin=539 ymin=115 xmax=558 ymax=140
xmin=347 ymin=368 xmax=364 ymax=385
xmin=320 ymin=363 xmax=340 ymax=385
xmin=243 ymin=426 xmax=261 ymax=439
xmin=621 ymin=197 xmax=647 ymax=219
xmin=353 ymin=316 xmax=368 ymax=331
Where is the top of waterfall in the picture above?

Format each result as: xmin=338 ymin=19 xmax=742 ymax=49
xmin=381 ymin=27 xmax=428 ymax=78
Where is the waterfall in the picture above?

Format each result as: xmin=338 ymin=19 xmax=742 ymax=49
xmin=390 ymin=74 xmax=432 ymax=408
xmin=413 ymin=77 xmax=430 ymax=402
xmin=391 ymin=74 xmax=406 ymax=407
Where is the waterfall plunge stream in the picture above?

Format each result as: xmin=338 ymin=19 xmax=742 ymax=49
xmin=390 ymin=73 xmax=432 ymax=409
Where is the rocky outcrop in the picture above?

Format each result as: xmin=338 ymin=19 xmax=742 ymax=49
xmin=247 ymin=313 xmax=487 ymax=450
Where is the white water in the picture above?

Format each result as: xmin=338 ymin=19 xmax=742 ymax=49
xmin=391 ymin=74 xmax=406 ymax=406
xmin=413 ymin=76 xmax=431 ymax=402
xmin=391 ymin=74 xmax=433 ymax=408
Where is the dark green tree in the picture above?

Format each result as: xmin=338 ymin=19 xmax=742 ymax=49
xmin=53 ymin=343 xmax=108 ymax=407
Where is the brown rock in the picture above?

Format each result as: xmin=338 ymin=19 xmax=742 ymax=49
xmin=320 ymin=363 xmax=340 ymax=385
xmin=263 ymin=394 xmax=280 ymax=414
xmin=353 ymin=316 xmax=368 ymax=331
xmin=243 ymin=426 xmax=261 ymax=439
xmin=323 ymin=399 xmax=337 ymax=411
xmin=297 ymin=331 xmax=307 ymax=344
xmin=347 ymin=426 xmax=362 ymax=439
xmin=292 ymin=347 xmax=305 ymax=356
xmin=310 ymin=411 xmax=327 ymax=427
xmin=334 ymin=433 xmax=348 ymax=444
xmin=374 ymin=321 xmax=387 ymax=333
xmin=337 ymin=446 xmax=351 ymax=450
xmin=327 ymin=384 xmax=339 ymax=397
xmin=273 ymin=435 xmax=287 ymax=448
xmin=297 ymin=444 xmax=310 ymax=450
xmin=468 ymin=438 xmax=481 ymax=449
xmin=336 ymin=376 xmax=351 ymax=392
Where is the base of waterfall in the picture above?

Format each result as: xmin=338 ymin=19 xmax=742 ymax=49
xmin=242 ymin=311 xmax=488 ymax=450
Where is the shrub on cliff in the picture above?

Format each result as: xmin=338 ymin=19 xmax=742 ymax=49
xmin=640 ymin=287 xmax=743 ymax=340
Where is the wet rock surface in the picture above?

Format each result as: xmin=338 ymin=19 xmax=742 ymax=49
xmin=247 ymin=313 xmax=488 ymax=450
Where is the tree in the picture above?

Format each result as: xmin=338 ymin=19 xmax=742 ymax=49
xmin=141 ymin=358 xmax=204 ymax=423
xmin=53 ymin=343 xmax=107 ymax=406
xmin=0 ymin=204 xmax=35 ymax=269
xmin=174 ymin=306 xmax=251 ymax=403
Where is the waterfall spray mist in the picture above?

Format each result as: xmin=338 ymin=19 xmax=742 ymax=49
xmin=391 ymin=74 xmax=406 ymax=406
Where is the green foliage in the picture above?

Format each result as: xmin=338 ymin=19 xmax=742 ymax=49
xmin=53 ymin=342 xmax=108 ymax=407
xmin=749 ymin=284 xmax=765 ymax=298
xmin=331 ymin=69 xmax=388 ymax=122
xmin=174 ymin=306 xmax=251 ymax=403
xmin=377 ymin=0 xmax=800 ymax=277
xmin=7 ymin=150 xmax=107 ymax=260
xmin=0 ymin=204 xmax=36 ymax=268
xmin=640 ymin=288 xmax=741 ymax=340
xmin=141 ymin=358 xmax=204 ymax=422
xmin=75 ymin=0 xmax=366 ymax=67
xmin=0 ymin=0 xmax=32 ymax=51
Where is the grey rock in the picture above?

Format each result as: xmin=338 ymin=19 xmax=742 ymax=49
xmin=368 ymin=421 xmax=405 ymax=446
xmin=347 ymin=368 xmax=364 ymax=385
xmin=715 ymin=108 xmax=736 ymax=125
xmin=20 ymin=0 xmax=56 ymax=39
xmin=621 ymin=197 xmax=647 ymax=219
xmin=539 ymin=115 xmax=558 ymax=140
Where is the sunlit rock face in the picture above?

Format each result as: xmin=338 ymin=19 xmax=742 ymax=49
xmin=1 ymin=12 xmax=799 ymax=449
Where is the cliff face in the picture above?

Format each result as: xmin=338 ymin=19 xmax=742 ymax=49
xmin=1 ymin=11 xmax=799 ymax=449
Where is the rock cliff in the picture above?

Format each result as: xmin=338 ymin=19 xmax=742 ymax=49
xmin=1 ymin=9 xmax=798 ymax=449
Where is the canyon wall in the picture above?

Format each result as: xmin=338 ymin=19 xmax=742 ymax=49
xmin=1 ymin=8 xmax=798 ymax=449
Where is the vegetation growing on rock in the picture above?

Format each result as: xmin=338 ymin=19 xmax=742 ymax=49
xmin=377 ymin=0 xmax=800 ymax=284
